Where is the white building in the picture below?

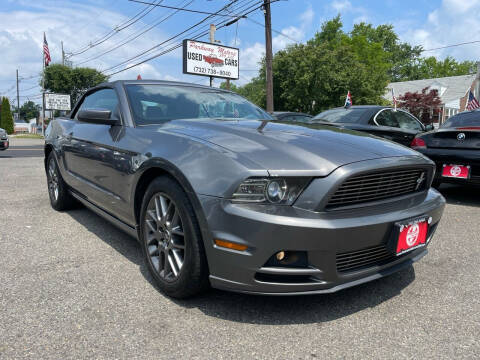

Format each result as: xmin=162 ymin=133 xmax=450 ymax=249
xmin=384 ymin=73 xmax=479 ymax=124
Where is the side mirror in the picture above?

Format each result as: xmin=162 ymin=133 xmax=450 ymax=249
xmin=78 ymin=109 xmax=119 ymax=126
xmin=424 ymin=124 xmax=434 ymax=131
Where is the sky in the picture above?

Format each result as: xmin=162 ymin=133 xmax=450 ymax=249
xmin=1 ymin=0 xmax=480 ymax=105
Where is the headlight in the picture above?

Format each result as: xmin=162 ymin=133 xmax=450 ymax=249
xmin=232 ymin=177 xmax=310 ymax=205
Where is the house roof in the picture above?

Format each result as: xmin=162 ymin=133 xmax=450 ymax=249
xmin=384 ymin=74 xmax=477 ymax=104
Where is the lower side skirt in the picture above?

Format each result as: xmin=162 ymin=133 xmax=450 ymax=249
xmin=69 ymin=191 xmax=139 ymax=241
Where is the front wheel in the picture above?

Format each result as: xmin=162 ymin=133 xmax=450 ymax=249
xmin=139 ymin=176 xmax=209 ymax=298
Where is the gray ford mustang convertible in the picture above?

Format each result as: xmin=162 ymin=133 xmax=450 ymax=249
xmin=44 ymin=80 xmax=445 ymax=298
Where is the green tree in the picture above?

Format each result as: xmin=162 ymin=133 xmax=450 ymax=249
xmin=43 ymin=64 xmax=109 ymax=105
xmin=0 ymin=97 xmax=14 ymax=134
xmin=350 ymin=22 xmax=423 ymax=82
xmin=408 ymin=56 xmax=476 ymax=80
xmin=233 ymin=17 xmax=390 ymax=113
xmin=18 ymin=101 xmax=41 ymax=121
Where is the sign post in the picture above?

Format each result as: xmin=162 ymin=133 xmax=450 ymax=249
xmin=183 ymin=39 xmax=239 ymax=83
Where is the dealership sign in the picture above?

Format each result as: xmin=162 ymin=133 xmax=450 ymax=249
xmin=183 ymin=39 xmax=239 ymax=80
xmin=45 ymin=93 xmax=71 ymax=111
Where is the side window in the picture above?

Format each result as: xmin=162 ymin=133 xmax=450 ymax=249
xmin=74 ymin=89 xmax=119 ymax=120
xmin=393 ymin=111 xmax=423 ymax=131
xmin=296 ymin=115 xmax=312 ymax=123
xmin=375 ymin=110 xmax=399 ymax=127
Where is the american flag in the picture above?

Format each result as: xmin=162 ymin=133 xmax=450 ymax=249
xmin=466 ymin=90 xmax=480 ymax=111
xmin=43 ymin=33 xmax=51 ymax=67
xmin=344 ymin=91 xmax=352 ymax=108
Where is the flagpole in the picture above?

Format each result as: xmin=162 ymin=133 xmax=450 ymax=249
xmin=42 ymin=32 xmax=46 ymax=137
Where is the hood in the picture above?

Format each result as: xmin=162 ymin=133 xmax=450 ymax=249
xmin=166 ymin=119 xmax=421 ymax=176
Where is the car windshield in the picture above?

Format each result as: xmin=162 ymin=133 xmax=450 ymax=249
xmin=125 ymin=84 xmax=273 ymax=125
xmin=312 ymin=108 xmax=367 ymax=123
xmin=441 ymin=112 xmax=480 ymax=128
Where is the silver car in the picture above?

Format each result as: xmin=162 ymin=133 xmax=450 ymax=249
xmin=44 ymin=81 xmax=445 ymax=298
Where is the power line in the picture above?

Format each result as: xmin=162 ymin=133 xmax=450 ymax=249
xmin=104 ymin=0 xmax=259 ymax=76
xmin=244 ymin=16 xmax=299 ymax=43
xmin=104 ymin=0 xmax=263 ymax=76
xmin=128 ymin=0 xmax=244 ymax=17
xmin=75 ymin=0 xmax=195 ymax=66
xmin=102 ymin=0 xmax=253 ymax=72
xmin=104 ymin=0 xmax=261 ymax=76
xmin=68 ymin=0 xmax=162 ymax=57
xmin=422 ymin=40 xmax=480 ymax=52
xmin=103 ymin=0 xmax=258 ymax=75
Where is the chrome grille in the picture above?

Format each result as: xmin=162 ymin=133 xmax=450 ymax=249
xmin=336 ymin=245 xmax=396 ymax=273
xmin=326 ymin=169 xmax=426 ymax=209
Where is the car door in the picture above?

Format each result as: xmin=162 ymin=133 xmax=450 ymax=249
xmin=62 ymin=88 xmax=124 ymax=213
xmin=369 ymin=109 xmax=420 ymax=146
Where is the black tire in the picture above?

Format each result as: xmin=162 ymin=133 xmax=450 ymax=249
xmin=139 ymin=176 xmax=209 ymax=298
xmin=46 ymin=152 xmax=76 ymax=211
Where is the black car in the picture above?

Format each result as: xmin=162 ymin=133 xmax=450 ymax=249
xmin=0 ymin=128 xmax=9 ymax=151
xmin=411 ymin=110 xmax=480 ymax=186
xmin=304 ymin=106 xmax=434 ymax=147
xmin=272 ymin=111 xmax=312 ymax=122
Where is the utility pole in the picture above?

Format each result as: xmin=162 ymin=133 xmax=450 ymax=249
xmin=209 ymin=24 xmax=216 ymax=87
xmin=16 ymin=69 xmax=20 ymax=121
xmin=42 ymin=32 xmax=46 ymax=136
xmin=61 ymin=41 xmax=65 ymax=66
xmin=264 ymin=0 xmax=274 ymax=113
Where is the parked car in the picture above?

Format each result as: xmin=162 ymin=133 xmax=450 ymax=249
xmin=307 ymin=106 xmax=434 ymax=147
xmin=0 ymin=128 xmax=9 ymax=151
xmin=272 ymin=111 xmax=312 ymax=122
xmin=44 ymin=80 xmax=445 ymax=298
xmin=411 ymin=110 xmax=480 ymax=186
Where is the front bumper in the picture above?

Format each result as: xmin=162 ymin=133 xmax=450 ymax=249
xmin=0 ymin=138 xmax=8 ymax=150
xmin=418 ymin=147 xmax=480 ymax=185
xmin=199 ymin=188 xmax=445 ymax=295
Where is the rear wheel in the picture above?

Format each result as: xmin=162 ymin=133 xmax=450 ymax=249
xmin=139 ymin=176 xmax=209 ymax=298
xmin=46 ymin=152 xmax=75 ymax=211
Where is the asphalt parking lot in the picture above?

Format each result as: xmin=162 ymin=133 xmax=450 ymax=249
xmin=0 ymin=138 xmax=479 ymax=359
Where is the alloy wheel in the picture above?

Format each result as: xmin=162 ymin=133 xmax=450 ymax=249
xmin=144 ymin=193 xmax=186 ymax=282
xmin=48 ymin=158 xmax=59 ymax=201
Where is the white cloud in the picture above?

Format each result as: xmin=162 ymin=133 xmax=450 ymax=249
xmin=300 ymin=5 xmax=315 ymax=25
xmin=0 ymin=1 xmax=169 ymax=101
xmin=401 ymin=0 xmax=480 ymax=61
xmin=331 ymin=0 xmax=351 ymax=12
xmin=272 ymin=26 xmax=304 ymax=52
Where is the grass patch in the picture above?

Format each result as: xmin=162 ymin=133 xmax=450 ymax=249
xmin=13 ymin=134 xmax=44 ymax=139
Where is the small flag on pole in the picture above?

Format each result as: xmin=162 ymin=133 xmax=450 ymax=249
xmin=391 ymin=88 xmax=397 ymax=111
xmin=466 ymin=90 xmax=480 ymax=111
xmin=344 ymin=91 xmax=352 ymax=108
xmin=43 ymin=33 xmax=51 ymax=67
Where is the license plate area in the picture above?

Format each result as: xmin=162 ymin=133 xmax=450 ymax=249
xmin=442 ymin=164 xmax=470 ymax=179
xmin=387 ymin=216 xmax=429 ymax=256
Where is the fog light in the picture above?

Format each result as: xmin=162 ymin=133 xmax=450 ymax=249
xmin=276 ymin=251 xmax=285 ymax=261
